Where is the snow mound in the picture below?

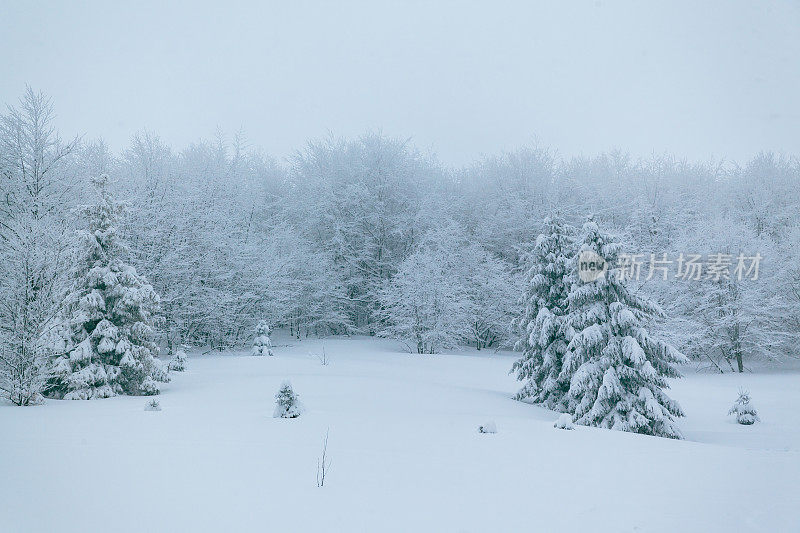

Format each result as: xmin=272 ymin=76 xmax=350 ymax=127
xmin=478 ymin=421 xmax=497 ymax=434
xmin=554 ymin=413 xmax=574 ymax=430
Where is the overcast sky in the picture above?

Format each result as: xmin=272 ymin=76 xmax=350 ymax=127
xmin=2 ymin=0 xmax=798 ymax=165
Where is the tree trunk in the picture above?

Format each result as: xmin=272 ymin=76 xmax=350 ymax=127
xmin=733 ymin=322 xmax=744 ymax=372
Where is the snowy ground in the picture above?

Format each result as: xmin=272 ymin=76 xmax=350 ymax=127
xmin=2 ymin=336 xmax=798 ymax=532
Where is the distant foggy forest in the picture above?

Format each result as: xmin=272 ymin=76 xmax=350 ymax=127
xmin=2 ymin=86 xmax=798 ymax=371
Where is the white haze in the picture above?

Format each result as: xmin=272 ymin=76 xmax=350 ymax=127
xmin=2 ymin=0 xmax=799 ymax=164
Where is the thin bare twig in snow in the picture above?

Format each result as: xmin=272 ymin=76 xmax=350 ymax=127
xmin=316 ymin=429 xmax=331 ymax=487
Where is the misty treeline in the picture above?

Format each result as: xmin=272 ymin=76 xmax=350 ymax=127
xmin=1 ymin=88 xmax=799 ymax=376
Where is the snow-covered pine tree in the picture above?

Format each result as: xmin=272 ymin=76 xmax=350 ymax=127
xmin=251 ymin=320 xmax=274 ymax=356
xmin=47 ymin=175 xmax=169 ymax=400
xmin=728 ymin=389 xmax=759 ymax=425
xmin=273 ymin=380 xmax=302 ymax=418
xmin=559 ymin=218 xmax=687 ymax=439
xmin=511 ymin=216 xmax=576 ymax=409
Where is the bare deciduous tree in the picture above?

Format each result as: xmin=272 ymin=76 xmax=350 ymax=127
xmin=0 ymin=87 xmax=77 ymax=405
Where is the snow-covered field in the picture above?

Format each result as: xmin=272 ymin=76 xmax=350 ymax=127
xmin=1 ymin=336 xmax=798 ymax=532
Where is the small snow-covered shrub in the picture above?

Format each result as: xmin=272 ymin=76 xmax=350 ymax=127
xmin=728 ymin=389 xmax=759 ymax=425
xmin=0 ymin=349 xmax=48 ymax=406
xmin=252 ymin=321 xmax=274 ymax=356
xmin=139 ymin=377 xmax=160 ymax=396
xmin=274 ymin=380 xmax=302 ymax=418
xmin=554 ymin=413 xmax=575 ymax=430
xmin=144 ymin=399 xmax=161 ymax=411
xmin=478 ymin=421 xmax=497 ymax=434
xmin=169 ymin=349 xmax=187 ymax=372
xmin=3 ymin=383 xmax=45 ymax=407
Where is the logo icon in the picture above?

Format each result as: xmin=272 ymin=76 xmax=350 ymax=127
xmin=578 ymin=250 xmax=607 ymax=282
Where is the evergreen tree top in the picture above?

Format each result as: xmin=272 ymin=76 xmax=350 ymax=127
xmin=570 ymin=219 xmax=663 ymax=321
xmin=80 ymin=174 xmax=126 ymax=257
xmin=255 ymin=320 xmax=271 ymax=336
xmin=732 ymin=388 xmax=753 ymax=406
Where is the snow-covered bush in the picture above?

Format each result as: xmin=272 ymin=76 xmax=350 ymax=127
xmin=144 ymin=398 xmax=161 ymax=411
xmin=273 ymin=380 xmax=302 ymax=418
xmin=46 ymin=175 xmax=169 ymax=400
xmin=554 ymin=413 xmax=575 ymax=430
xmin=478 ymin=421 xmax=497 ymax=434
xmin=0 ymin=346 xmax=48 ymax=407
xmin=559 ymin=218 xmax=687 ymax=439
xmin=251 ymin=321 xmax=274 ymax=356
xmin=728 ymin=389 xmax=759 ymax=425
xmin=511 ymin=215 xmax=576 ymax=408
xmin=169 ymin=349 xmax=187 ymax=372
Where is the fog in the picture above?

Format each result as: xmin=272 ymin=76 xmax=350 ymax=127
xmin=2 ymin=0 xmax=798 ymax=164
